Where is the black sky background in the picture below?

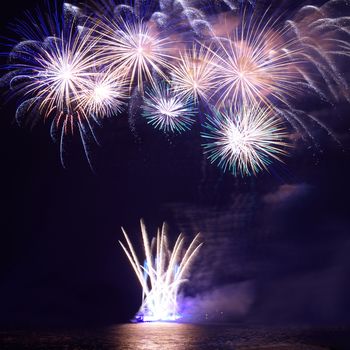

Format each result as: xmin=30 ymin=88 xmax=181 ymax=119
xmin=0 ymin=0 xmax=350 ymax=329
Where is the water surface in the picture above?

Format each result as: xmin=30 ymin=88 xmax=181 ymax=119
xmin=1 ymin=323 xmax=349 ymax=349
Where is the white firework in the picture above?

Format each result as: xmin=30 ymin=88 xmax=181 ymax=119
xmin=171 ymin=44 xmax=220 ymax=102
xmin=94 ymin=17 xmax=174 ymax=92
xmin=77 ymin=69 xmax=129 ymax=118
xmin=142 ymin=82 xmax=197 ymax=133
xmin=119 ymin=219 xmax=202 ymax=322
xmin=201 ymin=105 xmax=289 ymax=176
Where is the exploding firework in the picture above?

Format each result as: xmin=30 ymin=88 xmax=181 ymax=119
xmin=201 ymin=105 xmax=289 ymax=176
xmin=286 ymin=1 xmax=350 ymax=103
xmin=1 ymin=4 xmax=109 ymax=167
xmin=119 ymin=219 xmax=202 ymax=322
xmin=77 ymin=68 xmax=129 ymax=118
xmin=171 ymin=44 xmax=219 ymax=102
xmin=142 ymin=82 xmax=197 ymax=133
xmin=8 ymin=28 xmax=98 ymax=120
xmin=1 ymin=0 xmax=349 ymax=173
xmin=211 ymin=11 xmax=302 ymax=108
xmin=94 ymin=16 xmax=174 ymax=93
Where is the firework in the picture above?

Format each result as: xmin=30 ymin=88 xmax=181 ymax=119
xmin=119 ymin=219 xmax=202 ymax=322
xmin=1 ymin=0 xmax=349 ymax=172
xmin=9 ymin=31 xmax=98 ymax=119
xmin=171 ymin=44 xmax=219 ymax=102
xmin=142 ymin=82 xmax=196 ymax=133
xmin=77 ymin=68 xmax=129 ymax=118
xmin=94 ymin=16 xmax=174 ymax=92
xmin=201 ymin=105 xmax=289 ymax=176
xmin=5 ymin=14 xmax=103 ymax=167
xmin=286 ymin=1 xmax=350 ymax=103
xmin=212 ymin=11 xmax=302 ymax=108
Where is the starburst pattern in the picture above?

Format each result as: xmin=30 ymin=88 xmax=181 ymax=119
xmin=212 ymin=12 xmax=302 ymax=108
xmin=1 ymin=0 xmax=349 ymax=174
xmin=171 ymin=44 xmax=219 ymax=102
xmin=9 ymin=29 xmax=98 ymax=119
xmin=201 ymin=105 xmax=289 ymax=176
xmin=77 ymin=69 xmax=129 ymax=118
xmin=142 ymin=82 xmax=196 ymax=133
xmin=94 ymin=17 xmax=174 ymax=92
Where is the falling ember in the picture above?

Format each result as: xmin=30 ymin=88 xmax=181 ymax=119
xmin=119 ymin=219 xmax=202 ymax=322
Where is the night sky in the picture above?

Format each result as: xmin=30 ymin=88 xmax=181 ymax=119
xmin=0 ymin=0 xmax=350 ymax=329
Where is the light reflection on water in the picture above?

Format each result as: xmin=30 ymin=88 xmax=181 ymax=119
xmin=112 ymin=323 xmax=213 ymax=349
xmin=1 ymin=323 xmax=349 ymax=349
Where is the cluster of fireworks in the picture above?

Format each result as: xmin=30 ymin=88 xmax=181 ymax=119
xmin=119 ymin=220 xmax=202 ymax=321
xmin=1 ymin=0 xmax=349 ymax=175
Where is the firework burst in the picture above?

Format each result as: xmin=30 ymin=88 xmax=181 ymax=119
xmin=142 ymin=82 xmax=197 ymax=133
xmin=94 ymin=17 xmax=174 ymax=93
xmin=171 ymin=44 xmax=219 ymax=102
xmin=77 ymin=68 xmax=129 ymax=118
xmin=119 ymin=219 xmax=202 ymax=322
xmin=3 ymin=13 xmax=105 ymax=168
xmin=212 ymin=11 xmax=302 ymax=108
xmin=8 ymin=29 xmax=98 ymax=119
xmin=286 ymin=1 xmax=350 ymax=103
xmin=201 ymin=105 xmax=289 ymax=176
xmin=1 ymin=0 xmax=349 ymax=172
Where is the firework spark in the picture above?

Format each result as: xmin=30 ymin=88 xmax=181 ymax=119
xmin=286 ymin=1 xmax=350 ymax=103
xmin=171 ymin=44 xmax=219 ymax=102
xmin=201 ymin=105 xmax=289 ymax=176
xmin=119 ymin=219 xmax=202 ymax=322
xmin=94 ymin=17 xmax=174 ymax=92
xmin=142 ymin=82 xmax=197 ymax=133
xmin=77 ymin=68 xmax=129 ymax=118
xmin=4 ymin=14 xmax=105 ymax=167
xmin=211 ymin=11 xmax=302 ymax=108
xmin=1 ymin=0 xmax=349 ymax=172
xmin=9 ymin=30 xmax=98 ymax=119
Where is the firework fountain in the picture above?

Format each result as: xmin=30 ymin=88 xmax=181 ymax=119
xmin=1 ymin=0 xmax=349 ymax=174
xmin=119 ymin=220 xmax=202 ymax=322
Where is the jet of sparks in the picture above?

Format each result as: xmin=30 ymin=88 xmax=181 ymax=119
xmin=201 ymin=105 xmax=289 ymax=176
xmin=119 ymin=219 xmax=202 ymax=322
xmin=142 ymin=82 xmax=197 ymax=133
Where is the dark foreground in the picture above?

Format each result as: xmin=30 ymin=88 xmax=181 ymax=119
xmin=1 ymin=323 xmax=350 ymax=350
